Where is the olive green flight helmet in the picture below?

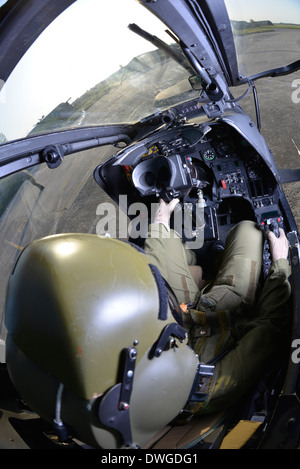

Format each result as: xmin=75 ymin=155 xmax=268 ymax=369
xmin=5 ymin=233 xmax=199 ymax=448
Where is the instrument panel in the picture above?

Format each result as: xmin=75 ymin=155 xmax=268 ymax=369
xmin=95 ymin=122 xmax=286 ymax=248
xmin=124 ymin=123 xmax=277 ymax=214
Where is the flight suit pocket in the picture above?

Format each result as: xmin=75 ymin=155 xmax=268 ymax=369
xmin=214 ymin=256 xmax=260 ymax=305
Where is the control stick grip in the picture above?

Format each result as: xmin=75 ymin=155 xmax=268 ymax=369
xmin=269 ymin=221 xmax=280 ymax=238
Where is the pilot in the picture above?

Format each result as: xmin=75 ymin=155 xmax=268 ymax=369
xmin=144 ymin=198 xmax=291 ymax=414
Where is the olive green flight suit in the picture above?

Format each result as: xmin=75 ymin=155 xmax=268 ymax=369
xmin=144 ymin=220 xmax=291 ymax=414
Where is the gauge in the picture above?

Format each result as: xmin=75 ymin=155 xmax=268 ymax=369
xmin=217 ymin=142 xmax=234 ymax=155
xmin=202 ymin=149 xmax=216 ymax=161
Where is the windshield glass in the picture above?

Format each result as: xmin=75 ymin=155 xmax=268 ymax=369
xmin=224 ymin=0 xmax=300 ymax=78
xmin=0 ymin=0 xmax=197 ymax=144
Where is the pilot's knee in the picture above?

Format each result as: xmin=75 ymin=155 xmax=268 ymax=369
xmin=227 ymin=220 xmax=263 ymax=249
xmin=232 ymin=220 xmax=261 ymax=235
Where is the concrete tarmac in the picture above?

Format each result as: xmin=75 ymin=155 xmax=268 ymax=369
xmin=230 ymin=29 xmax=300 ymax=227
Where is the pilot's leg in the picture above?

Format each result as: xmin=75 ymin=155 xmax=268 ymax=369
xmin=192 ymin=252 xmax=291 ymax=416
xmin=198 ymin=220 xmax=263 ymax=314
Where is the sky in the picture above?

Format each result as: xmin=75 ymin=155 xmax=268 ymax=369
xmin=0 ymin=0 xmax=168 ymax=141
xmin=225 ymin=0 xmax=300 ymax=24
xmin=0 ymin=0 xmax=300 ymax=142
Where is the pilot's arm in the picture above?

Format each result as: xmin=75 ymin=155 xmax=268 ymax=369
xmin=257 ymin=228 xmax=291 ymax=316
xmin=144 ymin=198 xmax=201 ymax=305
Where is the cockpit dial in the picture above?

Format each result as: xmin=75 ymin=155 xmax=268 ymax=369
xmin=202 ymin=149 xmax=216 ymax=161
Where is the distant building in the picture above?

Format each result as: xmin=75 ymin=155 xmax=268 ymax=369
xmin=0 ymin=132 xmax=7 ymax=143
xmin=231 ymin=20 xmax=273 ymax=30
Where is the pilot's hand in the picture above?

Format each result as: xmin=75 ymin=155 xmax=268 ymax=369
xmin=267 ymin=228 xmax=289 ymax=261
xmin=153 ymin=198 xmax=179 ymax=229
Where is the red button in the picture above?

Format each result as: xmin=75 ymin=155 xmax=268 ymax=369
xmin=221 ymin=179 xmax=227 ymax=189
